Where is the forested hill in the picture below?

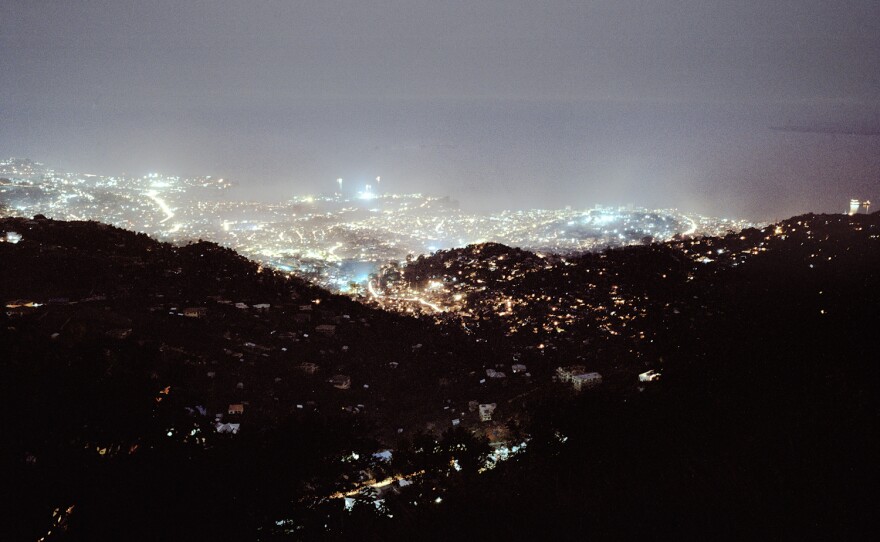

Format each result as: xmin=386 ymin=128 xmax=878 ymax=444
xmin=361 ymin=212 xmax=880 ymax=540
xmin=2 ymin=212 xmax=878 ymax=540
xmin=0 ymin=216 xmax=495 ymax=540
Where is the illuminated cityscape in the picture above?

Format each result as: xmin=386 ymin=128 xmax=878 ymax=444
xmin=1 ymin=157 xmax=756 ymax=291
xmin=4 ymin=0 xmax=880 ymax=537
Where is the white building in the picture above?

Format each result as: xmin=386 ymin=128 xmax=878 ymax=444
xmin=479 ymin=403 xmax=497 ymax=422
xmin=215 ymin=422 xmax=240 ymax=434
xmin=556 ymin=365 xmax=586 ymax=383
xmin=486 ymin=368 xmax=507 ymax=379
xmin=639 ymin=370 xmax=661 ymax=382
xmin=570 ymin=372 xmax=602 ymax=391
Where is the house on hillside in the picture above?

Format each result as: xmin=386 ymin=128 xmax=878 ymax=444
xmin=556 ymin=365 xmax=586 ymax=383
xmin=486 ymin=369 xmax=506 ymax=379
xmin=330 ymin=374 xmax=351 ymax=390
xmin=216 ymin=422 xmax=240 ymax=434
xmin=183 ymin=307 xmax=207 ymax=318
xmin=639 ymin=369 xmax=661 ymax=382
xmin=479 ymin=403 xmax=497 ymax=422
xmin=228 ymin=403 xmax=245 ymax=415
xmin=571 ymin=372 xmax=602 ymax=391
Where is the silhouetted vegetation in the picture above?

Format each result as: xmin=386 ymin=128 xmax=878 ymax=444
xmin=2 ymin=213 xmax=878 ymax=540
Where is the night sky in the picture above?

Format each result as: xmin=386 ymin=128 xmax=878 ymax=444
xmin=2 ymin=0 xmax=879 ymax=219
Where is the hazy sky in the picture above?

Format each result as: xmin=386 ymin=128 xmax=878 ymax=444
xmin=2 ymin=0 xmax=879 ymax=219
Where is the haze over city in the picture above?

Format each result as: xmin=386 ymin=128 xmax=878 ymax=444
xmin=4 ymin=2 xmax=880 ymax=540
xmin=3 ymin=0 xmax=879 ymax=220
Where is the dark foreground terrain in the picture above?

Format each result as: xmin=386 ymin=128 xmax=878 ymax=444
xmin=1 ymin=213 xmax=878 ymax=540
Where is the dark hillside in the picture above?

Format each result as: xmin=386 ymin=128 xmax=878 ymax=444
xmin=2 ymin=213 xmax=878 ymax=540
xmin=349 ymin=213 xmax=880 ymax=540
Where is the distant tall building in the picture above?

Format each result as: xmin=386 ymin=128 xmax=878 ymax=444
xmin=849 ymin=199 xmax=860 ymax=215
xmin=848 ymin=199 xmax=871 ymax=215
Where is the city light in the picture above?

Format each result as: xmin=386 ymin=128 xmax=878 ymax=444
xmin=0 ymin=158 xmax=759 ymax=293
